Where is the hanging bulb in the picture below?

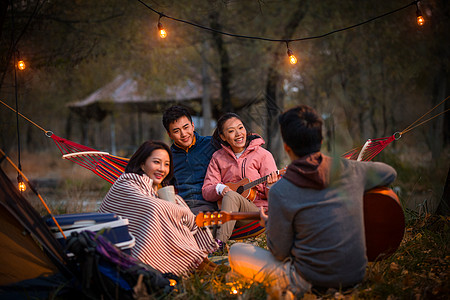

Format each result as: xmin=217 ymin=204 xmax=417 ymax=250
xmin=416 ymin=2 xmax=425 ymax=26
xmin=17 ymin=174 xmax=26 ymax=192
xmin=287 ymin=48 xmax=298 ymax=65
xmin=17 ymin=60 xmax=26 ymax=70
xmin=416 ymin=11 xmax=425 ymax=26
xmin=158 ymin=23 xmax=167 ymax=38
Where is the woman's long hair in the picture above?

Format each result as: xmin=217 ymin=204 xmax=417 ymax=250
xmin=125 ymin=140 xmax=174 ymax=186
xmin=212 ymin=112 xmax=259 ymax=150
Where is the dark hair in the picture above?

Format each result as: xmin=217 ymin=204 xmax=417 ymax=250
xmin=212 ymin=112 xmax=258 ymax=149
xmin=162 ymin=105 xmax=193 ymax=132
xmin=125 ymin=140 xmax=174 ymax=186
xmin=278 ymin=105 xmax=323 ymax=157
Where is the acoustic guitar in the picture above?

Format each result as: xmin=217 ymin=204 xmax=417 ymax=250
xmin=196 ymin=187 xmax=405 ymax=262
xmin=224 ymin=167 xmax=287 ymax=201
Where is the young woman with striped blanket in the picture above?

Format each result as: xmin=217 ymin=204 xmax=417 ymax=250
xmin=98 ymin=141 xmax=218 ymax=276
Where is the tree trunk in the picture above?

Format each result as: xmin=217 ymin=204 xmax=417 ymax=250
xmin=201 ymin=40 xmax=212 ymax=135
xmin=436 ymin=167 xmax=449 ymax=216
xmin=110 ymin=113 xmax=116 ymax=155
xmin=65 ymin=110 xmax=73 ymax=140
xmin=426 ymin=66 xmax=446 ymax=160
xmin=209 ymin=11 xmax=232 ymax=114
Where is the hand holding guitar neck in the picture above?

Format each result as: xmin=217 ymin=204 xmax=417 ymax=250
xmin=224 ymin=167 xmax=287 ymax=201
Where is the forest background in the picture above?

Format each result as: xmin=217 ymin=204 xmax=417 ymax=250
xmin=0 ymin=0 xmax=449 ymax=215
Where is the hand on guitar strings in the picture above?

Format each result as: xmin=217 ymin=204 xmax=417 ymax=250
xmin=266 ymin=170 xmax=280 ymax=189
xmin=221 ymin=185 xmax=232 ymax=195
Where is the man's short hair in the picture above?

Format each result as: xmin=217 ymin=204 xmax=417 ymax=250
xmin=278 ymin=105 xmax=323 ymax=157
xmin=162 ymin=105 xmax=193 ymax=132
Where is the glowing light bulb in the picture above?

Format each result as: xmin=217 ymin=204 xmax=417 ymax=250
xmin=17 ymin=176 xmax=26 ymax=192
xmin=158 ymin=22 xmax=167 ymax=38
xmin=17 ymin=60 xmax=26 ymax=70
xmin=289 ymin=54 xmax=298 ymax=65
xmin=18 ymin=181 xmax=26 ymax=192
xmin=287 ymin=48 xmax=298 ymax=65
xmin=416 ymin=3 xmax=425 ymax=27
xmin=416 ymin=14 xmax=425 ymax=26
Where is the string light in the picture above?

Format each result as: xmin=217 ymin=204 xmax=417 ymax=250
xmin=286 ymin=43 xmax=298 ymax=65
xmin=17 ymin=60 xmax=26 ymax=70
xmin=17 ymin=174 xmax=26 ymax=192
xmin=158 ymin=15 xmax=167 ymax=38
xmin=416 ymin=1 xmax=425 ymax=26
xmin=137 ymin=0 xmax=424 ymax=67
xmin=139 ymin=0 xmax=422 ymax=44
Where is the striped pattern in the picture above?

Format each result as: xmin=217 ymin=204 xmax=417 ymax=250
xmin=342 ymin=135 xmax=395 ymax=161
xmin=98 ymin=173 xmax=218 ymax=276
xmin=230 ymin=220 xmax=265 ymax=240
xmin=93 ymin=155 xmax=129 ymax=184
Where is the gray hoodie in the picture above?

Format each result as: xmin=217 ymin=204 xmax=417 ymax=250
xmin=266 ymin=153 xmax=397 ymax=288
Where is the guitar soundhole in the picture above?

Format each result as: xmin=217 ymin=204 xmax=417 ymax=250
xmin=236 ymin=186 xmax=244 ymax=194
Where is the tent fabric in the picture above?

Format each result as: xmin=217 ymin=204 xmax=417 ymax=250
xmin=0 ymin=210 xmax=57 ymax=285
xmin=0 ymin=166 xmax=72 ymax=287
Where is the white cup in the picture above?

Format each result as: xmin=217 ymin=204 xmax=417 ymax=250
xmin=158 ymin=185 xmax=176 ymax=203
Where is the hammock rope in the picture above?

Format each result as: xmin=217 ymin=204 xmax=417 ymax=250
xmin=343 ymin=96 xmax=449 ymax=161
xmin=400 ymin=97 xmax=450 ymax=135
xmin=0 ymin=99 xmax=50 ymax=134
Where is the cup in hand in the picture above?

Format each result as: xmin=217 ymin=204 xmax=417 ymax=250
xmin=158 ymin=185 xmax=176 ymax=203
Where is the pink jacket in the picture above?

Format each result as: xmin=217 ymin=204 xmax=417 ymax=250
xmin=202 ymin=136 xmax=277 ymax=208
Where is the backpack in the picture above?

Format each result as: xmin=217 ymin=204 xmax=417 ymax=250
xmin=66 ymin=230 xmax=177 ymax=299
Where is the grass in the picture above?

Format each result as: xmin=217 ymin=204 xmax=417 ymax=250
xmin=169 ymin=214 xmax=449 ymax=299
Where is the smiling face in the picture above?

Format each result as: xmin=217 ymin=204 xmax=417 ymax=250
xmin=220 ymin=117 xmax=247 ymax=153
xmin=167 ymin=116 xmax=195 ymax=150
xmin=141 ymin=149 xmax=171 ymax=187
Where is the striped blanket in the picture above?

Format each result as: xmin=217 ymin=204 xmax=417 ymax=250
xmin=98 ymin=172 xmax=218 ymax=276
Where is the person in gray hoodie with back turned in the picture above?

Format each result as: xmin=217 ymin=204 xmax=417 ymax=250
xmin=228 ymin=105 xmax=397 ymax=299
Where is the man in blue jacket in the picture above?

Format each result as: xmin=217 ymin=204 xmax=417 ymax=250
xmin=163 ymin=105 xmax=218 ymax=214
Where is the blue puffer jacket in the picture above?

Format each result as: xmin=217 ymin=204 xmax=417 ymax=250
xmin=170 ymin=132 xmax=218 ymax=210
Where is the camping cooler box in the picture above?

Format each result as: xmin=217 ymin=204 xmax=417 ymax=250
xmin=45 ymin=212 xmax=135 ymax=255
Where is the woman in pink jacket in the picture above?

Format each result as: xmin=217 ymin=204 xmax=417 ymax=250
xmin=202 ymin=112 xmax=280 ymax=245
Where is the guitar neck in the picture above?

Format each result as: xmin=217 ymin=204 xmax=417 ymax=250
xmin=227 ymin=211 xmax=260 ymax=221
xmin=242 ymin=169 xmax=280 ymax=191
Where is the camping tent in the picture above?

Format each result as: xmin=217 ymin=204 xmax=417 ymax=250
xmin=0 ymin=166 xmax=78 ymax=299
